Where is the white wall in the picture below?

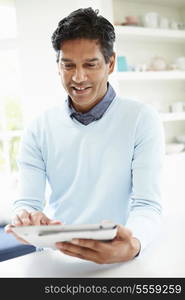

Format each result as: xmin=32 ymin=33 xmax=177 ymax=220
xmin=15 ymin=0 xmax=113 ymax=124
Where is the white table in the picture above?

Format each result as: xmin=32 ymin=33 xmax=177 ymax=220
xmin=0 ymin=215 xmax=184 ymax=278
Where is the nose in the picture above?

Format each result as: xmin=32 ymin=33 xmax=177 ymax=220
xmin=72 ymin=67 xmax=87 ymax=83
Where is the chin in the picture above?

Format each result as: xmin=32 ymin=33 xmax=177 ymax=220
xmin=73 ymin=96 xmax=94 ymax=104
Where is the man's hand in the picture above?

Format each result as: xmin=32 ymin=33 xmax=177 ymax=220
xmin=55 ymin=224 xmax=141 ymax=264
xmin=5 ymin=209 xmax=62 ymax=244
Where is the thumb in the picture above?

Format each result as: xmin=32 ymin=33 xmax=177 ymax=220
xmin=116 ymin=224 xmax=132 ymax=240
xmin=46 ymin=219 xmax=63 ymax=225
xmin=40 ymin=215 xmax=62 ymax=225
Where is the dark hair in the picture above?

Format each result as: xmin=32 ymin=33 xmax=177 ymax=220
xmin=51 ymin=7 xmax=115 ymax=63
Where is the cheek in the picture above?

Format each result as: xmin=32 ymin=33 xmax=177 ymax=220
xmin=93 ymin=71 xmax=109 ymax=87
xmin=60 ymin=72 xmax=69 ymax=86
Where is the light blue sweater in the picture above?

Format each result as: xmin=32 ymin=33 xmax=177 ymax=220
xmin=14 ymin=96 xmax=165 ymax=253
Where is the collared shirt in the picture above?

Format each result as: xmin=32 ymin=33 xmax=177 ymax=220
xmin=67 ymin=83 xmax=116 ymax=125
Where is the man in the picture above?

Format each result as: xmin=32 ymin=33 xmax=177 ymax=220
xmin=6 ymin=7 xmax=164 ymax=264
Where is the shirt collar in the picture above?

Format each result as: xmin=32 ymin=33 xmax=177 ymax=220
xmin=66 ymin=82 xmax=116 ymax=125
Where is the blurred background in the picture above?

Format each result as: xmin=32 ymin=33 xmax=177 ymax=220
xmin=0 ymin=0 xmax=185 ymax=225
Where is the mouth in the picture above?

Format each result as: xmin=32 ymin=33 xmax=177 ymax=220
xmin=71 ymin=86 xmax=92 ymax=95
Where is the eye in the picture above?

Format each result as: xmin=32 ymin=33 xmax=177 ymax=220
xmin=61 ymin=63 xmax=74 ymax=70
xmin=88 ymin=64 xmax=96 ymax=67
xmin=87 ymin=63 xmax=96 ymax=68
xmin=65 ymin=64 xmax=74 ymax=69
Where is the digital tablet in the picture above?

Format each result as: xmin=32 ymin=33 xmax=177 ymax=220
xmin=12 ymin=223 xmax=118 ymax=249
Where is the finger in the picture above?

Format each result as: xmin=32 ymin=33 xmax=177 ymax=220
xmin=41 ymin=217 xmax=62 ymax=225
xmin=4 ymin=224 xmax=29 ymax=244
xmin=30 ymin=212 xmax=48 ymax=225
xmin=58 ymin=245 xmax=100 ymax=263
xmin=56 ymin=241 xmax=98 ymax=258
xmin=12 ymin=215 xmax=23 ymax=226
xmin=30 ymin=212 xmax=63 ymax=226
xmin=59 ymin=249 xmax=84 ymax=260
xmin=47 ymin=220 xmax=63 ymax=225
xmin=17 ymin=209 xmax=32 ymax=225
xmin=30 ymin=211 xmax=63 ymax=226
xmin=4 ymin=224 xmax=15 ymax=233
xmin=70 ymin=238 xmax=107 ymax=252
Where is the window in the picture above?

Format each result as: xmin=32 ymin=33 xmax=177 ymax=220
xmin=0 ymin=0 xmax=23 ymax=223
xmin=0 ymin=48 xmax=23 ymax=174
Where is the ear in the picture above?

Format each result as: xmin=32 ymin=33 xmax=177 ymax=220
xmin=57 ymin=50 xmax=61 ymax=75
xmin=108 ymin=52 xmax=116 ymax=75
xmin=58 ymin=64 xmax=61 ymax=76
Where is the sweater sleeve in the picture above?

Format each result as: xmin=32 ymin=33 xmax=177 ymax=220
xmin=125 ymin=105 xmax=165 ymax=255
xmin=13 ymin=121 xmax=46 ymax=215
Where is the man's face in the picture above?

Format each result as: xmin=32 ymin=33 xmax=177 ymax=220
xmin=58 ymin=39 xmax=115 ymax=112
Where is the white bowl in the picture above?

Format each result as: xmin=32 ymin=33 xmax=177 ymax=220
xmin=166 ymin=143 xmax=184 ymax=154
xmin=176 ymin=135 xmax=185 ymax=144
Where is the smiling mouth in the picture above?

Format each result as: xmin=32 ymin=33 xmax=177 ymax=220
xmin=71 ymin=86 xmax=91 ymax=94
xmin=72 ymin=86 xmax=91 ymax=91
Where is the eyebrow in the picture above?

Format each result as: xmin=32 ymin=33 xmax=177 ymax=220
xmin=60 ymin=58 xmax=99 ymax=63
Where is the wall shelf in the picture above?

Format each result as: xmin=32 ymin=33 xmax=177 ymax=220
xmin=115 ymin=26 xmax=185 ymax=43
xmin=116 ymin=71 xmax=185 ymax=80
xmin=0 ymin=130 xmax=22 ymax=140
xmin=160 ymin=112 xmax=185 ymax=122
xmin=112 ymin=0 xmax=185 ymax=145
